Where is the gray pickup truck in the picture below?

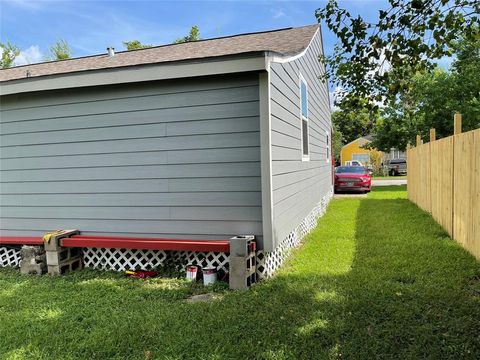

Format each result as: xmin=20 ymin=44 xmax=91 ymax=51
xmin=385 ymin=159 xmax=407 ymax=176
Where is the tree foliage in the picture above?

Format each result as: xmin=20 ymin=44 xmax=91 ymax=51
xmin=123 ymin=40 xmax=152 ymax=50
xmin=370 ymin=35 xmax=480 ymax=151
xmin=48 ymin=39 xmax=71 ymax=60
xmin=175 ymin=25 xmax=201 ymax=44
xmin=332 ymin=97 xmax=380 ymax=144
xmin=0 ymin=41 xmax=20 ymax=68
xmin=316 ymin=0 xmax=479 ymax=104
xmin=332 ymin=123 xmax=343 ymax=165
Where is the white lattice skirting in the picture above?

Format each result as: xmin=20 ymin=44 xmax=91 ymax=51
xmin=256 ymin=190 xmax=333 ymax=279
xmin=0 ymin=246 xmax=21 ymax=268
xmin=83 ymin=248 xmax=230 ymax=274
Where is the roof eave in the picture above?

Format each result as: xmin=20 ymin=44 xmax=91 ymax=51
xmin=0 ymin=53 xmax=269 ymax=96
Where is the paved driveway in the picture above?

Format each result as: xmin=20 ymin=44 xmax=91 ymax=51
xmin=372 ymin=179 xmax=407 ymax=186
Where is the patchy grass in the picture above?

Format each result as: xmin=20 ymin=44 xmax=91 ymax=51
xmin=1 ymin=185 xmax=479 ymax=359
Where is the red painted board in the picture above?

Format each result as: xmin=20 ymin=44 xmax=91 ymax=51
xmin=61 ymin=235 xmax=230 ymax=252
xmin=0 ymin=237 xmax=44 ymax=245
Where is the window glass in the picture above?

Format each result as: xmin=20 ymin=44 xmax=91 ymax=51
xmin=302 ymin=119 xmax=309 ymax=156
xmin=326 ymin=133 xmax=329 ymax=159
xmin=352 ymin=154 xmax=370 ymax=163
xmin=301 ymin=81 xmax=308 ymax=118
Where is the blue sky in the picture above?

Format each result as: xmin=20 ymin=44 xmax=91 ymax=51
xmin=0 ymin=0 xmax=392 ymax=65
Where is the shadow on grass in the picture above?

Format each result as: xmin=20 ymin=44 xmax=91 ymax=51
xmin=1 ymin=186 xmax=479 ymax=359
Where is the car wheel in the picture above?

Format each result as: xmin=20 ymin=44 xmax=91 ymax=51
xmin=389 ymin=169 xmax=395 ymax=176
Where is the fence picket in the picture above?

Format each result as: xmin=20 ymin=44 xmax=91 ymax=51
xmin=408 ymin=128 xmax=480 ymax=260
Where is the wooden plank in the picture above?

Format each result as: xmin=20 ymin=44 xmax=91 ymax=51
xmin=473 ymin=129 xmax=480 ymax=259
xmin=454 ymin=113 xmax=462 ymax=135
xmin=0 ymin=236 xmax=43 ymax=245
xmin=453 ymin=131 xmax=474 ymax=249
xmin=430 ymin=137 xmax=453 ymax=236
xmin=62 ymin=235 xmax=231 ymax=252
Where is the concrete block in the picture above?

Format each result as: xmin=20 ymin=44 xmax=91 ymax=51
xmin=20 ymin=246 xmax=47 ymax=275
xmin=45 ymin=251 xmax=60 ymax=266
xmin=47 ymin=265 xmax=61 ymax=276
xmin=229 ymin=235 xmax=256 ymax=290
xmin=230 ymin=235 xmax=254 ymax=257
xmin=43 ymin=229 xmax=80 ymax=252
xmin=43 ymin=229 xmax=81 ymax=275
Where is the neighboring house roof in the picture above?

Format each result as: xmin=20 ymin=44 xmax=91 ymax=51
xmin=0 ymin=25 xmax=318 ymax=83
xmin=341 ymin=136 xmax=373 ymax=150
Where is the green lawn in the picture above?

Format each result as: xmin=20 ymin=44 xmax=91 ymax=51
xmin=1 ymin=186 xmax=479 ymax=359
xmin=372 ymin=175 xmax=407 ymax=180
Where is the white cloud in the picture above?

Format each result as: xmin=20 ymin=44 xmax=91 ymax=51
xmin=330 ymin=86 xmax=346 ymax=111
xmin=271 ymin=9 xmax=286 ymax=19
xmin=3 ymin=0 xmax=48 ymax=10
xmin=14 ymin=45 xmax=43 ymax=66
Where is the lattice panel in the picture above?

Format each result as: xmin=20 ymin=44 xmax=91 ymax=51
xmin=83 ymin=247 xmax=230 ymax=273
xmin=169 ymin=251 xmax=229 ymax=273
xmin=257 ymin=190 xmax=333 ymax=279
xmin=0 ymin=246 xmax=21 ymax=268
xmin=83 ymin=248 xmax=168 ymax=271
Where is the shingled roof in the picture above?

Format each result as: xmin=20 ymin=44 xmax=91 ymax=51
xmin=0 ymin=24 xmax=319 ymax=83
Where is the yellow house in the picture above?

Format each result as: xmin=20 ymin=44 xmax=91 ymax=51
xmin=340 ymin=136 xmax=381 ymax=165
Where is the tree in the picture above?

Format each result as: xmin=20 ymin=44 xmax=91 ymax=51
xmin=332 ymin=123 xmax=344 ymax=165
xmin=175 ymin=25 xmax=201 ymax=44
xmin=331 ymin=96 xmax=379 ymax=144
xmin=123 ymin=40 xmax=152 ymax=50
xmin=370 ymin=35 xmax=480 ymax=151
xmin=316 ymin=0 xmax=479 ymax=105
xmin=0 ymin=41 xmax=20 ymax=68
xmin=48 ymin=39 xmax=71 ymax=60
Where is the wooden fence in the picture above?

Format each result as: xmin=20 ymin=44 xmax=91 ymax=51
xmin=407 ymin=114 xmax=480 ymax=260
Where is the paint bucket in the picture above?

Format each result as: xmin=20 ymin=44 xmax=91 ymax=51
xmin=186 ymin=265 xmax=199 ymax=282
xmin=202 ymin=267 xmax=217 ymax=285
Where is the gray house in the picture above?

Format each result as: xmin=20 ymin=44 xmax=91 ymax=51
xmin=0 ymin=25 xmax=332 ymax=278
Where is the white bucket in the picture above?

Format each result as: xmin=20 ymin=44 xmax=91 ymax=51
xmin=202 ymin=267 xmax=217 ymax=285
xmin=186 ymin=265 xmax=199 ymax=281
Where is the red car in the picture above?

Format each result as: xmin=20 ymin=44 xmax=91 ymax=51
xmin=334 ymin=166 xmax=371 ymax=193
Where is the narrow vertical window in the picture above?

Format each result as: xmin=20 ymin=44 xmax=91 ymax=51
xmin=300 ymin=74 xmax=309 ymax=161
xmin=326 ymin=131 xmax=330 ymax=162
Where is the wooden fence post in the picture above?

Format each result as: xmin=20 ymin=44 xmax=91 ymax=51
xmin=416 ymin=135 xmax=421 ymax=146
xmin=454 ymin=113 xmax=462 ymax=135
xmin=430 ymin=128 xmax=436 ymax=142
xmin=452 ymin=113 xmax=461 ymax=240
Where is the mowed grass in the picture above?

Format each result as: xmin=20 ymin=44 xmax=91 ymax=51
xmin=371 ymin=175 xmax=407 ymax=180
xmin=1 ymin=185 xmax=479 ymax=359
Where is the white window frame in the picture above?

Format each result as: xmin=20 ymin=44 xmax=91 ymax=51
xmin=299 ymin=73 xmax=310 ymax=161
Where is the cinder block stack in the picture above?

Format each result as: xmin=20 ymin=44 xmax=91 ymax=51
xmin=43 ymin=230 xmax=82 ymax=275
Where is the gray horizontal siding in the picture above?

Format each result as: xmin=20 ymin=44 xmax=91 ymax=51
xmin=269 ymin=30 xmax=332 ymax=247
xmin=0 ymin=73 xmax=262 ymax=243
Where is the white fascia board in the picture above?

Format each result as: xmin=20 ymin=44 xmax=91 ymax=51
xmin=0 ymin=56 xmax=267 ymax=96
